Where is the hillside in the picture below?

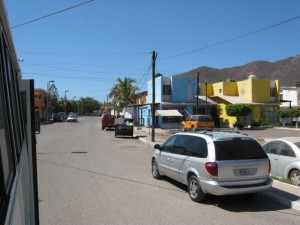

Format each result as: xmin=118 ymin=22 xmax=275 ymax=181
xmin=176 ymin=55 xmax=300 ymax=87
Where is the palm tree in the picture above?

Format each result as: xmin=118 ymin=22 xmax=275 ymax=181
xmin=108 ymin=77 xmax=139 ymax=110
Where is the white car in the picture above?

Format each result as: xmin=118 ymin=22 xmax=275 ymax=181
xmin=262 ymin=137 xmax=300 ymax=186
xmin=66 ymin=115 xmax=78 ymax=122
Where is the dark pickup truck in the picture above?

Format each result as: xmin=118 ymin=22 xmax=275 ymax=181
xmin=101 ymin=113 xmax=115 ymax=130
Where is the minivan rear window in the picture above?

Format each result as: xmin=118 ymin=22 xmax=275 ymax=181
xmin=214 ymin=140 xmax=268 ymax=160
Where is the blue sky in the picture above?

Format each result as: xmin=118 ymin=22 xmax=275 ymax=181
xmin=4 ymin=0 xmax=300 ymax=102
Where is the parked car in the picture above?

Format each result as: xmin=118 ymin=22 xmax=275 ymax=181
xmin=152 ymin=131 xmax=272 ymax=202
xmin=53 ymin=112 xmax=67 ymax=122
xmin=262 ymin=137 xmax=300 ymax=186
xmin=67 ymin=115 xmax=78 ymax=122
xmin=181 ymin=115 xmax=215 ymax=132
xmin=101 ymin=113 xmax=115 ymax=130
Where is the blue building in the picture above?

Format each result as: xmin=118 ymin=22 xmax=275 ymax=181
xmin=137 ymin=74 xmax=213 ymax=129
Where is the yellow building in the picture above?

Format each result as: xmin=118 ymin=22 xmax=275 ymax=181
xmin=203 ymin=76 xmax=280 ymax=127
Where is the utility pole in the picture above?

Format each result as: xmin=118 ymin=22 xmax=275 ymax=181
xmin=205 ymin=82 xmax=208 ymax=114
xmin=151 ymin=51 xmax=158 ymax=142
xmin=196 ymin=72 xmax=199 ymax=114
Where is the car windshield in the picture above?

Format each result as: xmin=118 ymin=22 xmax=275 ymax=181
xmin=103 ymin=114 xmax=113 ymax=118
xmin=214 ymin=139 xmax=268 ymax=160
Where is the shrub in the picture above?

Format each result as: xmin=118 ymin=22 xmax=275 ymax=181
xmin=293 ymin=110 xmax=300 ymax=118
xmin=278 ymin=110 xmax=290 ymax=118
xmin=226 ymin=104 xmax=251 ymax=117
xmin=233 ymin=121 xmax=244 ymax=129
xmin=251 ymin=118 xmax=263 ymax=126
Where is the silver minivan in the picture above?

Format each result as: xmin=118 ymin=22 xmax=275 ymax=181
xmin=152 ymin=132 xmax=272 ymax=202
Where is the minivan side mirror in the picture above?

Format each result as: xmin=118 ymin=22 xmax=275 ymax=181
xmin=154 ymin=144 xmax=162 ymax=150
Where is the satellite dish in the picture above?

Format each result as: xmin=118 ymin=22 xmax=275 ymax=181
xmin=248 ymin=74 xmax=257 ymax=79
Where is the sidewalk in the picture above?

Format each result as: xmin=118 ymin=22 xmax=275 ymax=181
xmin=133 ymin=126 xmax=300 ymax=211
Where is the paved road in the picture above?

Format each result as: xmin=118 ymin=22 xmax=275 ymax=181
xmin=234 ymin=127 xmax=300 ymax=141
xmin=37 ymin=117 xmax=300 ymax=225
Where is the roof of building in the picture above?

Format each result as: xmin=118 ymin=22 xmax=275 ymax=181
xmin=211 ymin=95 xmax=279 ymax=105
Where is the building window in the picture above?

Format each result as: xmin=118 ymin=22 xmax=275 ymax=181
xmin=219 ymin=89 xmax=222 ymax=94
xmin=34 ymin=95 xmax=41 ymax=100
xmin=163 ymin=85 xmax=171 ymax=95
xmin=162 ymin=116 xmax=181 ymax=123
xmin=270 ymin=88 xmax=276 ymax=97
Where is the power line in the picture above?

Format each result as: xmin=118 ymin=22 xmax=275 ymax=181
xmin=10 ymin=0 xmax=58 ymax=22
xmin=160 ymin=15 xmax=300 ymax=60
xmin=23 ymin=62 xmax=149 ymax=76
xmin=137 ymin=64 xmax=152 ymax=87
xmin=17 ymin=51 xmax=150 ymax=57
xmin=23 ymin=72 xmax=117 ymax=82
xmin=11 ymin=0 xmax=94 ymax=29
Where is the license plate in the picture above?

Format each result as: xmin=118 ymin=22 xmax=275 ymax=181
xmin=234 ymin=168 xmax=257 ymax=176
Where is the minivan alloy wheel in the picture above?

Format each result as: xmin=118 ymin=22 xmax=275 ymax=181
xmin=152 ymin=159 xmax=162 ymax=179
xmin=188 ymin=175 xmax=205 ymax=202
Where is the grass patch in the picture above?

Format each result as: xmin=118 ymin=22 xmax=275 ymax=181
xmin=271 ymin=175 xmax=295 ymax=185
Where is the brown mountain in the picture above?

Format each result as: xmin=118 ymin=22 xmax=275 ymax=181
xmin=175 ymin=55 xmax=300 ymax=87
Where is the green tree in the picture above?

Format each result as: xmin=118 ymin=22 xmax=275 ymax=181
xmin=293 ymin=110 xmax=300 ymax=118
xmin=293 ymin=110 xmax=300 ymax=128
xmin=53 ymin=99 xmax=65 ymax=113
xmin=226 ymin=104 xmax=251 ymax=128
xmin=81 ymin=97 xmax=100 ymax=114
xmin=108 ymin=77 xmax=139 ymax=111
xmin=278 ymin=109 xmax=300 ymax=127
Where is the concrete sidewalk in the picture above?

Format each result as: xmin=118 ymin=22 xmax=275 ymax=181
xmin=133 ymin=126 xmax=300 ymax=211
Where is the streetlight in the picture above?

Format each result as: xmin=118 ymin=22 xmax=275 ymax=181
xmin=46 ymin=80 xmax=55 ymax=122
xmin=64 ymin=90 xmax=69 ymax=114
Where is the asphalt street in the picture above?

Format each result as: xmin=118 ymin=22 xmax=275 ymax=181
xmin=37 ymin=117 xmax=300 ymax=225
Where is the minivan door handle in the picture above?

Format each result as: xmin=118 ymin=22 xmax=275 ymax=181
xmin=169 ymin=158 xmax=174 ymax=162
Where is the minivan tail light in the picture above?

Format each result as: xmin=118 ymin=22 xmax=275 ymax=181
xmin=205 ymin=162 xmax=218 ymax=176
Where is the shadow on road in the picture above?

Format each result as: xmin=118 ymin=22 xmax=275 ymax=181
xmin=161 ymin=177 xmax=293 ymax=213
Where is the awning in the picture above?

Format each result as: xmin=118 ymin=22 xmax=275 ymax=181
xmin=196 ymin=95 xmax=217 ymax=104
xmin=211 ymin=95 xmax=263 ymax=105
xmin=155 ymin=110 xmax=183 ymax=117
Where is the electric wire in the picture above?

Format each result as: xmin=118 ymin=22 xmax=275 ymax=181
xmin=160 ymin=15 xmax=300 ymax=60
xmin=10 ymin=0 xmax=58 ymax=23
xmin=23 ymin=62 xmax=148 ymax=76
xmin=11 ymin=0 xmax=94 ymax=29
xmin=137 ymin=64 xmax=151 ymax=87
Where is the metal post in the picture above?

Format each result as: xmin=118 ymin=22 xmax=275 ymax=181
xmin=64 ymin=90 xmax=69 ymax=114
xmin=196 ymin=73 xmax=199 ymax=114
xmin=205 ymin=82 xmax=208 ymax=114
